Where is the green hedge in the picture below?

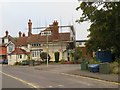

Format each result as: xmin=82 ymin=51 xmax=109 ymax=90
xmin=54 ymin=52 xmax=60 ymax=63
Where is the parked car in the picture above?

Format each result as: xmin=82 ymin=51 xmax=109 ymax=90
xmin=2 ymin=60 xmax=8 ymax=64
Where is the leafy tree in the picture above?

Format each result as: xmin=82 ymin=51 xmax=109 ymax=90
xmin=74 ymin=47 xmax=82 ymax=60
xmin=40 ymin=52 xmax=51 ymax=62
xmin=76 ymin=1 xmax=120 ymax=57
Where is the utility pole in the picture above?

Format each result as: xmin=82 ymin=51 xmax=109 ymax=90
xmin=46 ymin=33 xmax=48 ymax=67
xmin=43 ymin=30 xmax=51 ymax=67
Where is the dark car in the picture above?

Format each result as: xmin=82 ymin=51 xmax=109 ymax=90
xmin=2 ymin=60 xmax=8 ymax=64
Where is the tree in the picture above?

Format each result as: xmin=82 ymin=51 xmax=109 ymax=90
xmin=76 ymin=2 xmax=120 ymax=57
xmin=74 ymin=47 xmax=82 ymax=60
xmin=40 ymin=52 xmax=51 ymax=62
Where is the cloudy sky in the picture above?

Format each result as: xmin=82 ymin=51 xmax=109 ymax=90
xmin=0 ymin=0 xmax=91 ymax=40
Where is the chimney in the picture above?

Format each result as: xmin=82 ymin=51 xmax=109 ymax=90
xmin=52 ymin=20 xmax=59 ymax=40
xmin=28 ymin=19 xmax=32 ymax=37
xmin=19 ymin=31 xmax=22 ymax=37
xmin=23 ymin=33 xmax=25 ymax=37
xmin=5 ymin=31 xmax=8 ymax=36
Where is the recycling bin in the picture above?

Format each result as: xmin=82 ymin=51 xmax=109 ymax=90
xmin=80 ymin=60 xmax=89 ymax=70
xmin=99 ymin=63 xmax=110 ymax=74
xmin=88 ymin=64 xmax=99 ymax=73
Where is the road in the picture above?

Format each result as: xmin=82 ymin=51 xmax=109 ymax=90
xmin=0 ymin=64 xmax=119 ymax=89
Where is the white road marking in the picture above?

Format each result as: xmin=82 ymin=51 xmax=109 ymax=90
xmin=0 ymin=71 xmax=40 ymax=88
xmin=58 ymin=84 xmax=64 ymax=87
xmin=48 ymin=85 xmax=53 ymax=88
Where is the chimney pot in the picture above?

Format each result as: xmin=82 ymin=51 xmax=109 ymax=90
xmin=5 ymin=31 xmax=8 ymax=36
xmin=23 ymin=33 xmax=25 ymax=37
xmin=28 ymin=19 xmax=32 ymax=36
xmin=53 ymin=20 xmax=58 ymax=25
xmin=19 ymin=31 xmax=22 ymax=37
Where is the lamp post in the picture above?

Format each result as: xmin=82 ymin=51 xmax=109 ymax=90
xmin=46 ymin=32 xmax=48 ymax=67
xmin=43 ymin=30 xmax=51 ymax=67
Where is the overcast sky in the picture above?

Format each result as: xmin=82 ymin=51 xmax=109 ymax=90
xmin=0 ymin=0 xmax=91 ymax=40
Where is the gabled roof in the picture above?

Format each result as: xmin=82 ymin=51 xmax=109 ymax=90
xmin=10 ymin=48 xmax=30 ymax=55
xmin=59 ymin=33 xmax=70 ymax=41
xmin=2 ymin=32 xmax=70 ymax=46
xmin=6 ymin=41 xmax=15 ymax=47
xmin=16 ymin=36 xmax=28 ymax=46
xmin=27 ymin=33 xmax=70 ymax=44
xmin=3 ymin=35 xmax=17 ymax=45
xmin=27 ymin=34 xmax=53 ymax=44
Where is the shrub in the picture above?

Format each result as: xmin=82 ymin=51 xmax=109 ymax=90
xmin=112 ymin=67 xmax=120 ymax=74
xmin=14 ymin=62 xmax=21 ymax=65
xmin=89 ymin=57 xmax=100 ymax=64
xmin=60 ymin=58 xmax=65 ymax=64
xmin=21 ymin=60 xmax=29 ymax=65
xmin=110 ymin=61 xmax=120 ymax=74
xmin=54 ymin=52 xmax=60 ymax=63
xmin=75 ymin=47 xmax=82 ymax=60
xmin=40 ymin=52 xmax=51 ymax=62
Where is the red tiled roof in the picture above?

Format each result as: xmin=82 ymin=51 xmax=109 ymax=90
xmin=16 ymin=37 xmax=28 ymax=46
xmin=3 ymin=27 xmax=70 ymax=47
xmin=10 ymin=48 xmax=30 ymax=55
xmin=27 ymin=34 xmax=53 ymax=44
xmin=27 ymin=33 xmax=70 ymax=43
xmin=59 ymin=33 xmax=70 ymax=41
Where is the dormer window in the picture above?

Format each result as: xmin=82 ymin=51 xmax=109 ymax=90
xmin=41 ymin=31 xmax=51 ymax=36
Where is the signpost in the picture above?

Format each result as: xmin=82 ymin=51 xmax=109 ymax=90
xmin=42 ymin=30 xmax=51 ymax=67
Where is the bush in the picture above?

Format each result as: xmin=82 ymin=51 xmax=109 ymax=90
xmin=114 ymin=58 xmax=120 ymax=63
xmin=40 ymin=52 xmax=51 ymax=62
xmin=60 ymin=59 xmax=65 ymax=64
xmin=54 ymin=52 xmax=60 ymax=63
xmin=89 ymin=57 xmax=100 ymax=64
xmin=14 ymin=62 xmax=21 ymax=65
xmin=110 ymin=61 xmax=120 ymax=74
xmin=74 ymin=47 xmax=82 ymax=61
xmin=112 ymin=67 xmax=120 ymax=74
xmin=21 ymin=60 xmax=29 ymax=65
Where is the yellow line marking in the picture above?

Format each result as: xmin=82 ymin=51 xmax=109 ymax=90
xmin=61 ymin=73 xmax=120 ymax=85
xmin=0 ymin=71 xmax=40 ymax=88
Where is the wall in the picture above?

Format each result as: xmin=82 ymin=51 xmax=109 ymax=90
xmin=29 ymin=42 xmax=68 ymax=61
xmin=8 ymin=55 xmax=16 ymax=65
xmin=4 ymin=38 xmax=8 ymax=44
xmin=8 ymin=54 xmax=27 ymax=65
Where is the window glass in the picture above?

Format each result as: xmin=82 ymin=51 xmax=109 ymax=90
xmin=9 ymin=44 xmax=14 ymax=52
xmin=20 ymin=55 xmax=22 ymax=59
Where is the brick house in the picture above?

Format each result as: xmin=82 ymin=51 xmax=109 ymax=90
xmin=0 ymin=19 xmax=74 ymax=65
xmin=76 ymin=40 xmax=93 ymax=58
xmin=0 ymin=44 xmax=7 ymax=61
xmin=0 ymin=31 xmax=17 ymax=61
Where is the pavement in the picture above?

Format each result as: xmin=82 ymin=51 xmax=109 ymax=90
xmin=66 ymin=69 xmax=119 ymax=83
xmin=33 ymin=64 xmax=119 ymax=84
